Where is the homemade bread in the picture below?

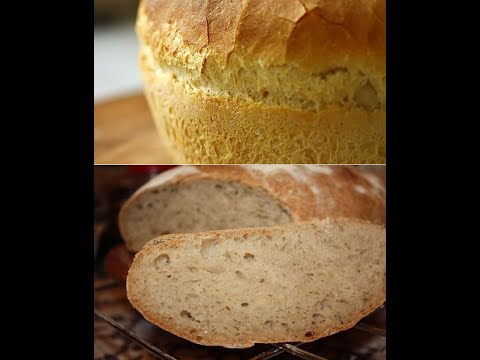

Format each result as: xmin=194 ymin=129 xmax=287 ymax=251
xmin=136 ymin=0 xmax=386 ymax=164
xmin=119 ymin=165 xmax=386 ymax=252
xmin=127 ymin=217 xmax=386 ymax=348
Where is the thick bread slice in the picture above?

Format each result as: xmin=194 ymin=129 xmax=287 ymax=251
xmin=127 ymin=218 xmax=386 ymax=348
xmin=119 ymin=165 xmax=386 ymax=252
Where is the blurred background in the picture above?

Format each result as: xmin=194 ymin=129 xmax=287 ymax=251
xmin=94 ymin=0 xmax=142 ymax=103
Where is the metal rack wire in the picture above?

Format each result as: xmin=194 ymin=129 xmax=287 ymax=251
xmin=94 ymin=298 xmax=385 ymax=360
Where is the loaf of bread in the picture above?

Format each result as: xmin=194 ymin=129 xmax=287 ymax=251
xmin=136 ymin=0 xmax=386 ymax=164
xmin=119 ymin=165 xmax=386 ymax=252
xmin=127 ymin=217 xmax=386 ymax=348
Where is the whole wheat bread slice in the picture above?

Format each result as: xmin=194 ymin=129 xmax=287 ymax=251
xmin=127 ymin=217 xmax=386 ymax=348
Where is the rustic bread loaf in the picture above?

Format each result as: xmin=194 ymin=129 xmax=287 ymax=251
xmin=119 ymin=165 xmax=386 ymax=252
xmin=127 ymin=217 xmax=386 ymax=348
xmin=136 ymin=0 xmax=386 ymax=164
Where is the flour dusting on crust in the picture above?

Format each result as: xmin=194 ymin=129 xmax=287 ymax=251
xmin=138 ymin=166 xmax=202 ymax=192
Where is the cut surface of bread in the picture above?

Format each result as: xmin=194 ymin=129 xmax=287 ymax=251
xmin=121 ymin=178 xmax=291 ymax=252
xmin=127 ymin=218 xmax=386 ymax=348
xmin=119 ymin=165 xmax=386 ymax=252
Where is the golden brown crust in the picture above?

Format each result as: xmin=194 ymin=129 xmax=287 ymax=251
xmin=136 ymin=0 xmax=386 ymax=164
xmin=138 ymin=0 xmax=385 ymax=72
xmin=142 ymin=64 xmax=386 ymax=163
xmin=127 ymin=218 xmax=386 ymax=348
xmin=119 ymin=165 xmax=386 ymax=251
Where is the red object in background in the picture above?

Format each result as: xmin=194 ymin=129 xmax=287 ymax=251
xmin=105 ymin=244 xmax=134 ymax=282
xmin=127 ymin=165 xmax=177 ymax=176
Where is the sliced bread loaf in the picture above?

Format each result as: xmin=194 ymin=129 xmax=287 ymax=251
xmin=127 ymin=217 xmax=386 ymax=348
xmin=119 ymin=165 xmax=386 ymax=252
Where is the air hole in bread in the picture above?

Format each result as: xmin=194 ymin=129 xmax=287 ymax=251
xmin=180 ymin=310 xmax=195 ymax=321
xmin=259 ymin=278 xmax=265 ymax=283
xmin=244 ymin=253 xmax=254 ymax=260
xmin=305 ymin=331 xmax=315 ymax=337
xmin=262 ymin=90 xmax=269 ymax=98
xmin=224 ymin=306 xmax=231 ymax=311
xmin=241 ymin=303 xmax=248 ymax=307
xmin=154 ymin=254 xmax=170 ymax=268
xmin=264 ymin=320 xmax=273 ymax=329
xmin=235 ymin=271 xmax=244 ymax=279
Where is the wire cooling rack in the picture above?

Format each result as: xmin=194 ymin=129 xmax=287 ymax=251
xmin=94 ymin=276 xmax=386 ymax=360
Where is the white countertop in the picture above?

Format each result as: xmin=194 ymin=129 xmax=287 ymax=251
xmin=94 ymin=22 xmax=143 ymax=104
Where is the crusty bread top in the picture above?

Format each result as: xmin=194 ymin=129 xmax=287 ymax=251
xmin=119 ymin=165 xmax=385 ymax=233
xmin=137 ymin=0 xmax=385 ymax=115
xmin=137 ymin=0 xmax=385 ymax=72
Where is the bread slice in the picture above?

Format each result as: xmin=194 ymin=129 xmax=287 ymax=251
xmin=119 ymin=165 xmax=386 ymax=252
xmin=127 ymin=218 xmax=386 ymax=348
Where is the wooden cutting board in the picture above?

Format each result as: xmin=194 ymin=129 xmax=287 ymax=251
xmin=94 ymin=93 xmax=174 ymax=164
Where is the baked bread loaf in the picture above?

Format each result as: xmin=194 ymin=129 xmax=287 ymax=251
xmin=136 ymin=0 xmax=386 ymax=164
xmin=119 ymin=165 xmax=386 ymax=252
xmin=127 ymin=217 xmax=386 ymax=348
